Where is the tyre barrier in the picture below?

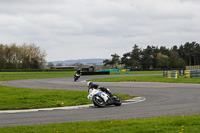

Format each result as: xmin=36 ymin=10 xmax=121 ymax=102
xmin=163 ymin=70 xmax=179 ymax=79
xmin=185 ymin=70 xmax=200 ymax=78
xmin=100 ymin=69 xmax=130 ymax=72
xmin=81 ymin=71 xmax=110 ymax=75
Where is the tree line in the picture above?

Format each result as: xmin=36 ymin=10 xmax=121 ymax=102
xmin=103 ymin=42 xmax=200 ymax=70
xmin=0 ymin=43 xmax=46 ymax=69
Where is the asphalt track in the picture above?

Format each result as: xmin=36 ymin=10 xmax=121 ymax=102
xmin=1 ymin=74 xmax=200 ymax=127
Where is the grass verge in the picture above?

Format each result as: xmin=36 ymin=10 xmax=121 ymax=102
xmin=0 ymin=71 xmax=134 ymax=110
xmin=110 ymin=70 xmax=163 ymax=75
xmin=0 ymin=71 xmax=75 ymax=81
xmin=0 ymin=85 xmax=134 ymax=110
xmin=90 ymin=75 xmax=200 ymax=84
xmin=0 ymin=85 xmax=91 ymax=110
xmin=0 ymin=71 xmax=163 ymax=81
xmin=1 ymin=115 xmax=200 ymax=133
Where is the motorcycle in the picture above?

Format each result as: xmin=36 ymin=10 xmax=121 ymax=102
xmin=87 ymin=88 xmax=122 ymax=107
xmin=74 ymin=73 xmax=80 ymax=81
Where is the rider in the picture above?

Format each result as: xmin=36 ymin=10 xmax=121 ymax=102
xmin=75 ymin=69 xmax=81 ymax=75
xmin=87 ymin=81 xmax=113 ymax=97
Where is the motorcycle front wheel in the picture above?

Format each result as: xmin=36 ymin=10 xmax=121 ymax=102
xmin=92 ymin=95 xmax=106 ymax=107
xmin=113 ymin=95 xmax=122 ymax=106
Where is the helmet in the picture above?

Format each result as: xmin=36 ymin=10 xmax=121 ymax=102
xmin=87 ymin=81 xmax=93 ymax=87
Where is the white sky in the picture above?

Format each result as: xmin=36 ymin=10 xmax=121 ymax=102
xmin=1 ymin=0 xmax=200 ymax=62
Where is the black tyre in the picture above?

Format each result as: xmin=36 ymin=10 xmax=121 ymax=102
xmin=74 ymin=76 xmax=78 ymax=81
xmin=92 ymin=95 xmax=106 ymax=107
xmin=113 ymin=95 xmax=122 ymax=106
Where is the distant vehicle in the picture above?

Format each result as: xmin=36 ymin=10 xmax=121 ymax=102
xmin=74 ymin=70 xmax=81 ymax=81
xmin=74 ymin=73 xmax=80 ymax=81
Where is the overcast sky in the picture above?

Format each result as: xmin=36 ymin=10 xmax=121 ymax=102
xmin=1 ymin=0 xmax=200 ymax=62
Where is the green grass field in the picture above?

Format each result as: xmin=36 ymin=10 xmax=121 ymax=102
xmin=0 ymin=71 xmax=134 ymax=110
xmin=110 ymin=70 xmax=163 ymax=75
xmin=0 ymin=71 xmax=75 ymax=81
xmin=0 ymin=86 xmax=91 ymax=110
xmin=1 ymin=71 xmax=200 ymax=132
xmin=0 ymin=85 xmax=133 ymax=110
xmin=1 ymin=115 xmax=200 ymax=133
xmin=90 ymin=75 xmax=200 ymax=84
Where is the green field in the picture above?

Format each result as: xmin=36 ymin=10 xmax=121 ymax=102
xmin=0 ymin=85 xmax=133 ymax=110
xmin=90 ymin=75 xmax=200 ymax=84
xmin=1 ymin=115 xmax=200 ymax=133
xmin=0 ymin=71 xmax=163 ymax=81
xmin=0 ymin=71 xmax=75 ymax=81
xmin=0 ymin=71 xmax=134 ymax=110
xmin=1 ymin=71 xmax=200 ymax=132
xmin=0 ymin=86 xmax=91 ymax=110
xmin=110 ymin=70 xmax=163 ymax=75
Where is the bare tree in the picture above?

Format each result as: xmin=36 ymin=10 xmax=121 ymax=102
xmin=0 ymin=43 xmax=46 ymax=69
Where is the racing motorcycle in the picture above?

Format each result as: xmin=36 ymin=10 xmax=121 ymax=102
xmin=74 ymin=73 xmax=80 ymax=81
xmin=87 ymin=88 xmax=122 ymax=107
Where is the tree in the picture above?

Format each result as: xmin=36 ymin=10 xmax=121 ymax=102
xmin=111 ymin=53 xmax=120 ymax=69
xmin=130 ymin=44 xmax=141 ymax=69
xmin=121 ymin=52 xmax=131 ymax=68
xmin=103 ymin=59 xmax=111 ymax=67
xmin=140 ymin=46 xmax=153 ymax=69
xmin=103 ymin=53 xmax=120 ymax=69
xmin=0 ymin=44 xmax=6 ymax=68
xmin=169 ymin=50 xmax=185 ymax=68
xmin=0 ymin=43 xmax=46 ymax=69
xmin=47 ymin=62 xmax=54 ymax=68
xmin=193 ymin=42 xmax=200 ymax=65
xmin=195 ymin=43 xmax=200 ymax=65
xmin=156 ymin=52 xmax=169 ymax=69
xmin=151 ymin=46 xmax=160 ymax=69
xmin=20 ymin=43 xmax=46 ymax=69
xmin=159 ymin=46 xmax=169 ymax=56
xmin=179 ymin=42 xmax=200 ymax=66
xmin=184 ymin=42 xmax=195 ymax=66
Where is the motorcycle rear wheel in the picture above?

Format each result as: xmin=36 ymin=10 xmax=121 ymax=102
xmin=74 ymin=76 xmax=79 ymax=81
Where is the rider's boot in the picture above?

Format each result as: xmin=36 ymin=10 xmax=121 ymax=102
xmin=108 ymin=92 xmax=114 ymax=97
